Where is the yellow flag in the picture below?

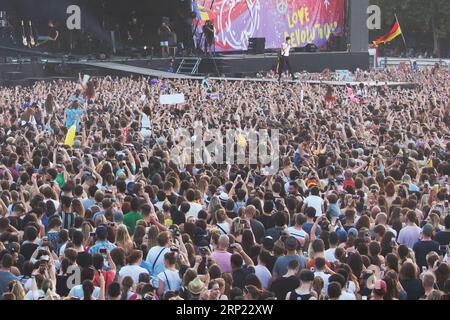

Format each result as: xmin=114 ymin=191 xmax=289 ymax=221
xmin=64 ymin=124 xmax=76 ymax=147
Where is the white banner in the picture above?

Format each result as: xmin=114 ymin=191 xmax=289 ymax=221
xmin=159 ymin=93 xmax=185 ymax=105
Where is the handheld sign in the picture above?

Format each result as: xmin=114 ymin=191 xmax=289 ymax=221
xmin=210 ymin=92 xmax=220 ymax=100
xmin=82 ymin=75 xmax=90 ymax=85
xmin=159 ymin=93 xmax=185 ymax=105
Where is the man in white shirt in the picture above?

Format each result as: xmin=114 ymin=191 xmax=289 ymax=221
xmin=184 ymin=189 xmax=203 ymax=218
xmin=398 ymin=211 xmax=422 ymax=248
xmin=303 ymin=186 xmax=325 ymax=217
xmin=254 ymin=250 xmax=272 ymax=290
xmin=324 ymin=232 xmax=338 ymax=263
xmin=288 ymin=213 xmax=309 ymax=248
xmin=118 ymin=250 xmax=149 ymax=284
xmin=277 ymin=36 xmax=297 ymax=81
xmin=313 ymin=257 xmax=330 ymax=296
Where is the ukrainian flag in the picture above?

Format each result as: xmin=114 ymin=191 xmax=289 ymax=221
xmin=193 ymin=1 xmax=210 ymax=21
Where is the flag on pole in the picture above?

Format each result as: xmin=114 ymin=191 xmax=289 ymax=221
xmin=192 ymin=1 xmax=211 ymax=21
xmin=373 ymin=20 xmax=402 ymax=46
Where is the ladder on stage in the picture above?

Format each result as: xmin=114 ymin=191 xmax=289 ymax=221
xmin=176 ymin=57 xmax=201 ymax=75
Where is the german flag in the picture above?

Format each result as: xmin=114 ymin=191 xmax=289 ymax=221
xmin=373 ymin=21 xmax=402 ymax=46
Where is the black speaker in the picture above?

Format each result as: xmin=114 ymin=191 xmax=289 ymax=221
xmin=248 ymin=37 xmax=265 ymax=54
xmin=295 ymin=44 xmax=319 ymax=53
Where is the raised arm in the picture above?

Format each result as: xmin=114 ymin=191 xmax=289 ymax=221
xmin=233 ymin=243 xmax=254 ymax=267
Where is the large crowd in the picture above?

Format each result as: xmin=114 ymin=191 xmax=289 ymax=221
xmin=0 ymin=64 xmax=449 ymax=300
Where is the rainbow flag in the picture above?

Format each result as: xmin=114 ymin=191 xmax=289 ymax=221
xmin=193 ymin=1 xmax=211 ymax=21
xmin=373 ymin=20 xmax=402 ymax=46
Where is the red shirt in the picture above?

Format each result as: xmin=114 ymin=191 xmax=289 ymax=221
xmin=93 ymin=270 xmax=116 ymax=292
xmin=343 ymin=179 xmax=355 ymax=190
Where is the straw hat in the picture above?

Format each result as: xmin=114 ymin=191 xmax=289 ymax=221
xmin=188 ymin=277 xmax=205 ymax=295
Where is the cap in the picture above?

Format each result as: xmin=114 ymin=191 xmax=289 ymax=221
xmin=422 ymin=223 xmax=433 ymax=237
xmin=285 ymin=236 xmax=298 ymax=251
xmin=114 ymin=211 xmax=124 ymax=223
xmin=95 ymin=224 xmax=108 ymax=238
xmin=127 ymin=182 xmax=136 ymax=194
xmin=219 ymin=192 xmax=229 ymax=203
xmin=347 ymin=228 xmax=358 ymax=238
xmin=336 ymin=228 xmax=348 ymax=243
xmin=262 ymin=236 xmax=274 ymax=251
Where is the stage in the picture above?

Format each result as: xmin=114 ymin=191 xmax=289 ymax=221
xmin=0 ymin=45 xmax=371 ymax=84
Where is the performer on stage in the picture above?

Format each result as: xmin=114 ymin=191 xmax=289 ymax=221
xmin=158 ymin=21 xmax=172 ymax=58
xmin=126 ymin=12 xmax=144 ymax=47
xmin=36 ymin=20 xmax=59 ymax=50
xmin=203 ymin=20 xmax=214 ymax=56
xmin=277 ymin=36 xmax=297 ymax=82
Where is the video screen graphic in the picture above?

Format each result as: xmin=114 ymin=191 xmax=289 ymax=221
xmin=194 ymin=0 xmax=345 ymax=51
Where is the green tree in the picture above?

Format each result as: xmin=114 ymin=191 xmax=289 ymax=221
xmin=371 ymin=0 xmax=450 ymax=57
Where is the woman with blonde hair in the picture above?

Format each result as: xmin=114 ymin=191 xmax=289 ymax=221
xmin=146 ymin=225 xmax=159 ymax=249
xmin=95 ymin=215 xmax=107 ymax=227
xmin=116 ymin=224 xmax=134 ymax=255
xmin=197 ymin=178 xmax=209 ymax=196
xmin=81 ymin=221 xmax=94 ymax=247
xmin=426 ymin=212 xmax=443 ymax=234
xmin=207 ymin=196 xmax=223 ymax=220
xmin=8 ymin=280 xmax=25 ymax=300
